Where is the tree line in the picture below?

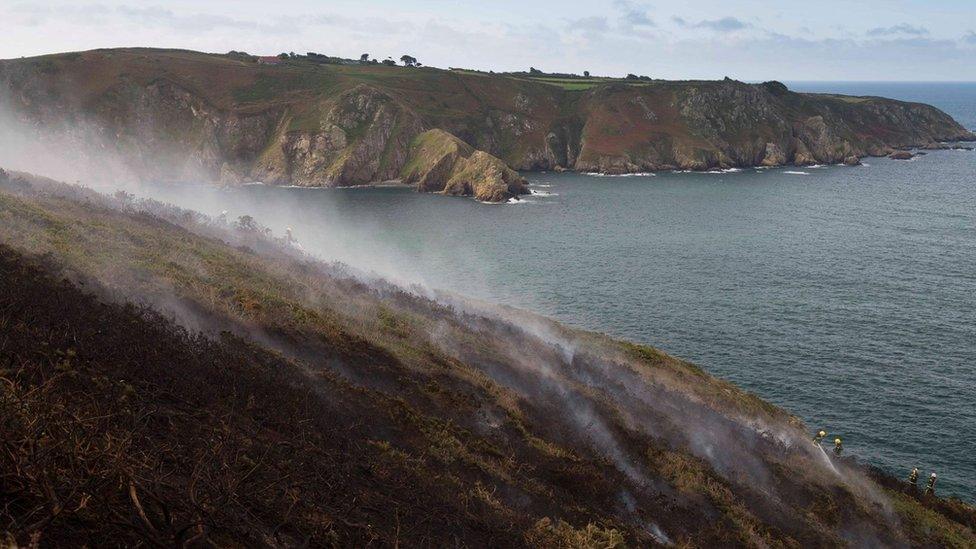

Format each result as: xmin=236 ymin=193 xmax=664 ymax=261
xmin=226 ymin=50 xmax=422 ymax=67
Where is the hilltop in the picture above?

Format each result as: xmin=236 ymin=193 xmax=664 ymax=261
xmin=2 ymin=169 xmax=975 ymax=546
xmin=0 ymin=48 xmax=972 ymax=201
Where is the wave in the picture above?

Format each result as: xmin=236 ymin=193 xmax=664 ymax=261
xmin=672 ymin=168 xmax=743 ymax=174
xmin=529 ymin=190 xmax=558 ymax=197
xmin=582 ymin=172 xmax=657 ymax=177
xmin=783 ymin=171 xmax=810 ymax=175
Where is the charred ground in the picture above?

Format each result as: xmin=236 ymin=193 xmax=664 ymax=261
xmin=1 ymin=172 xmax=975 ymax=547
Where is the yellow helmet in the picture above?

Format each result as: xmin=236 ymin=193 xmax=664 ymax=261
xmin=818 ymin=430 xmax=826 ymax=437
xmin=834 ymin=438 xmax=842 ymax=444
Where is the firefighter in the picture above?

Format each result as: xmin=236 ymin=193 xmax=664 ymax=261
xmin=833 ymin=438 xmax=843 ymax=456
xmin=813 ymin=430 xmax=827 ymax=445
xmin=925 ymin=473 xmax=937 ymax=496
xmin=908 ymin=467 xmax=919 ymax=486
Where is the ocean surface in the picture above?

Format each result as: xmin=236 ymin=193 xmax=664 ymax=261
xmin=144 ymin=83 xmax=976 ymax=501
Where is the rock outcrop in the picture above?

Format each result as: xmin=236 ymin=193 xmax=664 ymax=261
xmin=1 ymin=49 xmax=972 ymax=196
xmin=400 ymin=129 xmax=528 ymax=202
xmin=253 ymin=85 xmax=424 ymax=187
xmin=569 ymin=81 xmax=973 ymax=173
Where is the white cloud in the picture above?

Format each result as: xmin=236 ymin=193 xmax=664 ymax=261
xmin=673 ymin=16 xmax=751 ymax=32
xmin=614 ymin=0 xmax=655 ymax=27
xmin=867 ymin=24 xmax=929 ymax=36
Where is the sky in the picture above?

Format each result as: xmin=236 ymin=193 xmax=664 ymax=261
xmin=2 ymin=0 xmax=976 ymax=81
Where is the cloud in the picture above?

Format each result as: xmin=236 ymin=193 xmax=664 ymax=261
xmin=614 ymin=0 xmax=654 ymax=27
xmin=673 ymin=16 xmax=751 ymax=32
xmin=567 ymin=16 xmax=610 ymax=33
xmin=866 ymin=23 xmax=928 ymax=36
xmin=114 ymin=6 xmax=260 ymax=32
xmin=3 ymin=2 xmax=976 ymax=81
xmin=9 ymin=3 xmax=291 ymax=34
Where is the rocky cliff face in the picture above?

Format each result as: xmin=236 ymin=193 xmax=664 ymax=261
xmin=401 ymin=129 xmax=528 ymax=202
xmin=566 ymin=80 xmax=973 ymax=173
xmin=1 ymin=49 xmax=972 ymax=200
xmin=253 ymin=85 xmax=424 ymax=187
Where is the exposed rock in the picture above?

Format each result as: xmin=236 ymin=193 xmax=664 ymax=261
xmin=843 ymin=155 xmax=862 ymax=166
xmin=400 ymin=129 xmax=528 ymax=202
xmin=889 ymin=151 xmax=915 ymax=160
xmin=922 ymin=142 xmax=975 ymax=151
xmin=257 ymin=85 xmax=423 ymax=187
xmin=2 ymin=48 xmax=974 ymax=189
xmin=792 ymin=140 xmax=817 ymax=166
xmin=761 ymin=142 xmax=787 ymax=166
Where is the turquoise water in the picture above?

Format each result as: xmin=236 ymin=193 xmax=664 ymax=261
xmin=145 ymin=83 xmax=976 ymax=501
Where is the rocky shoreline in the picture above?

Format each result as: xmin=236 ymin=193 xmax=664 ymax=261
xmin=558 ymin=139 xmax=974 ymax=176
xmin=2 ymin=49 xmax=973 ymax=202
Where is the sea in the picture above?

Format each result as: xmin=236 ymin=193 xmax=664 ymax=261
xmin=144 ymin=82 xmax=976 ymax=501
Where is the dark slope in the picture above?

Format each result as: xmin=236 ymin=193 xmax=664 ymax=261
xmin=1 ymin=172 xmax=975 ymax=547
xmin=0 ymin=49 xmax=972 ymax=195
xmin=0 ymin=245 xmax=529 ymax=547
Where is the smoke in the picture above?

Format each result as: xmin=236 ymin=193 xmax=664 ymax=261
xmin=0 ymin=97 xmax=138 ymax=189
xmin=420 ymin=291 xmax=907 ymax=539
xmin=0 ymin=90 xmax=907 ymax=544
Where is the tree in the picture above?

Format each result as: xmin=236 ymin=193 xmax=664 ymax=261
xmin=236 ymin=215 xmax=258 ymax=232
xmin=400 ymin=54 xmax=417 ymax=67
xmin=360 ymin=53 xmax=369 ymax=64
xmin=277 ymin=53 xmax=289 ymax=60
xmin=529 ymin=67 xmax=543 ymax=75
xmin=626 ymin=73 xmax=638 ymax=80
xmin=381 ymin=59 xmax=396 ymax=66
xmin=583 ymin=70 xmax=590 ymax=77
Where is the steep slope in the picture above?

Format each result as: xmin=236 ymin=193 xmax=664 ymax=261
xmin=1 ymin=170 xmax=974 ymax=547
xmin=0 ymin=49 xmax=971 ymax=192
xmin=569 ymin=80 xmax=974 ymax=173
xmin=401 ymin=129 xmax=529 ymax=202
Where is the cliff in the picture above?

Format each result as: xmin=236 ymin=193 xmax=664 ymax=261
xmin=2 ymin=171 xmax=975 ymax=546
xmin=0 ymin=49 xmax=972 ymax=199
xmin=401 ymin=129 xmax=529 ymax=202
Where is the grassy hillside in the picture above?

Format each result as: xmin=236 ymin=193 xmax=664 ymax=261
xmin=1 ymin=48 xmax=971 ymax=195
xmin=1 ymin=170 xmax=974 ymax=546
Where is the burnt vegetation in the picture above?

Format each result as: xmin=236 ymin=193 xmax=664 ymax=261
xmin=0 ymin=245 xmax=540 ymax=546
xmin=1 ymin=173 xmax=975 ymax=547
